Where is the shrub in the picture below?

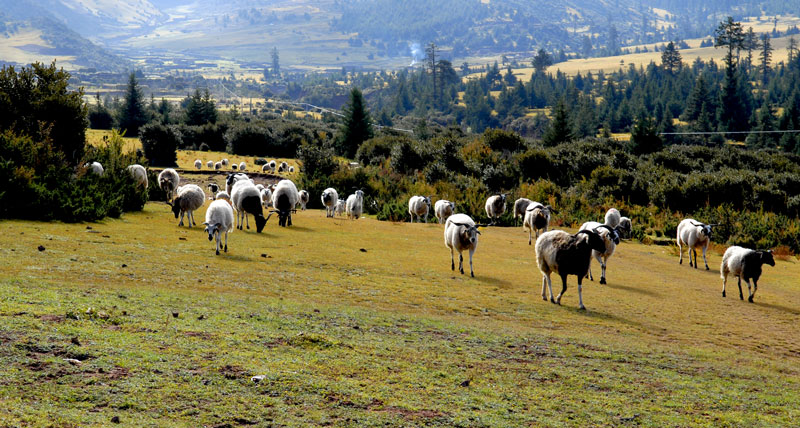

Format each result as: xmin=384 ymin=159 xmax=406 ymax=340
xmin=224 ymin=123 xmax=275 ymax=156
xmin=140 ymin=123 xmax=180 ymax=167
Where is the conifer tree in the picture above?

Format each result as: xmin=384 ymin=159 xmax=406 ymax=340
xmin=118 ymin=72 xmax=148 ymax=136
xmin=338 ymin=87 xmax=373 ymax=158
xmin=542 ymin=98 xmax=573 ymax=146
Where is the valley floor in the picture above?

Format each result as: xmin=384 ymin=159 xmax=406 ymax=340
xmin=1 ymin=204 xmax=799 ymax=426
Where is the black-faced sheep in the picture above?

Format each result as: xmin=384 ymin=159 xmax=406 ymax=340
xmin=523 ymin=203 xmax=555 ymax=245
xmin=578 ymin=221 xmax=621 ymax=285
xmin=721 ymin=246 xmax=775 ymax=302
xmin=677 ymin=219 xmax=718 ymax=270
xmin=231 ymin=180 xmax=267 ymax=232
xmin=444 ymin=214 xmax=483 ymax=277
xmin=484 ymin=194 xmax=507 ymax=225
xmin=322 ymin=188 xmax=339 ymax=218
xmin=269 ymin=179 xmax=300 ymax=227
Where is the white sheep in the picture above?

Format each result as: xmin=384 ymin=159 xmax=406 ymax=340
xmin=721 ymin=246 xmax=775 ymax=302
xmin=444 ymin=214 xmax=482 ymax=277
xmin=193 ymin=159 xmax=201 ymax=169
xmin=126 ymin=164 xmax=147 ymax=188
xmin=269 ymin=179 xmax=300 ymax=227
xmin=604 ymin=208 xmax=621 ymax=229
xmin=535 ymin=229 xmax=608 ymax=310
xmin=298 ymin=190 xmax=310 ymax=210
xmin=578 ymin=221 xmax=621 ymax=285
xmin=484 ymin=194 xmax=507 ymax=225
xmin=513 ymin=198 xmax=533 ymax=226
xmin=677 ymin=219 xmax=717 ymax=270
xmin=206 ymin=160 xmax=213 ymax=168
xmin=231 ymin=180 xmax=267 ymax=232
xmin=158 ymin=168 xmax=180 ymax=201
xmin=321 ymin=188 xmax=339 ymax=218
xmin=618 ymin=216 xmax=632 ymax=239
xmin=522 ymin=202 xmax=555 ymax=245
xmin=239 ymin=162 xmax=247 ymax=171
xmin=434 ymin=199 xmax=455 ymax=224
xmin=279 ymin=161 xmax=289 ymax=173
xmin=346 ymin=190 xmax=364 ymax=220
xmin=232 ymin=164 xmax=238 ymax=171
xmin=215 ymin=191 xmax=231 ymax=204
xmin=262 ymin=164 xmax=271 ymax=173
xmin=170 ymin=184 xmax=206 ymax=227
xmin=84 ymin=161 xmax=104 ymax=176
xmin=214 ymin=162 xmax=222 ymax=170
xmin=408 ymin=195 xmax=432 ymax=223
xmin=221 ymin=159 xmax=229 ymax=167
xmin=260 ymin=188 xmax=273 ymax=208
xmin=203 ymin=199 xmax=234 ymax=255
xmin=268 ymin=160 xmax=277 ymax=172
xmin=225 ymin=173 xmax=250 ymax=196
xmin=335 ymin=198 xmax=346 ymax=217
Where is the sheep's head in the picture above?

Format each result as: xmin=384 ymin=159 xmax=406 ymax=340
xmin=255 ymin=214 xmax=267 ymax=233
xmin=618 ymin=217 xmax=632 ymax=238
xmin=423 ymin=196 xmax=432 ymax=206
xmin=453 ymin=222 xmax=481 ymax=245
xmin=355 ymin=190 xmax=364 ymax=199
xmin=448 ymin=201 xmax=455 ymax=211
xmin=594 ymin=225 xmax=620 ymax=245
xmin=202 ymin=222 xmax=218 ymax=241
xmin=169 ymin=198 xmax=181 ymax=218
xmin=577 ymin=230 xmax=607 ymax=253
xmin=760 ymin=250 xmax=776 ymax=267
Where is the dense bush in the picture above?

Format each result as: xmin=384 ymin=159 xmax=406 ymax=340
xmin=224 ymin=123 xmax=275 ymax=156
xmin=140 ymin=123 xmax=180 ymax=167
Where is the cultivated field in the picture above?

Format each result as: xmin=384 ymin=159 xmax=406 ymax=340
xmin=1 ymin=203 xmax=799 ymax=426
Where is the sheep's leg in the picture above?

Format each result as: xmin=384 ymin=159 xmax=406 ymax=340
xmin=424 ymin=213 xmax=428 ymax=223
xmin=577 ymin=276 xmax=586 ymax=310
xmin=223 ymin=230 xmax=228 ymax=252
xmin=702 ymin=245 xmax=709 ymax=270
xmin=450 ymin=248 xmax=455 ymax=271
xmin=528 ymin=228 xmax=532 ymax=245
xmin=737 ymin=276 xmax=744 ymax=300
xmin=178 ymin=211 xmax=185 ymax=227
xmin=744 ymin=278 xmax=753 ymax=302
xmin=288 ymin=214 xmax=292 ymax=227
xmin=458 ymin=254 xmax=464 ymax=275
xmin=555 ymin=274 xmax=568 ymax=305
xmin=215 ymin=231 xmax=220 ymax=255
xmin=541 ymin=275 xmax=548 ymax=301
xmin=691 ymin=248 xmax=696 ymax=268
xmin=749 ymin=278 xmax=757 ymax=303
xmin=468 ymin=248 xmax=475 ymax=278
xmin=245 ymin=213 xmax=250 ymax=229
xmin=410 ymin=214 xmax=414 ymax=223
xmin=678 ymin=241 xmax=683 ymax=264
xmin=189 ymin=211 xmax=195 ymax=227
xmin=599 ymin=255 xmax=607 ymax=285
xmin=722 ymin=271 xmax=728 ymax=297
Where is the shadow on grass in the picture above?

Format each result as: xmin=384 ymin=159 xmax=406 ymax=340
xmin=476 ymin=275 xmax=514 ymax=288
xmin=604 ymin=282 xmax=661 ymax=297
xmin=754 ymin=301 xmax=800 ymax=316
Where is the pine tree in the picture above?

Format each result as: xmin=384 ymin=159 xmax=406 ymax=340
xmin=714 ymin=17 xmax=748 ymax=136
xmin=542 ymin=98 xmax=573 ymax=146
xmin=118 ymin=72 xmax=148 ymax=136
xmin=271 ymin=47 xmax=280 ymax=78
xmin=629 ymin=114 xmax=662 ymax=155
xmin=661 ymin=41 xmax=682 ymax=74
xmin=658 ymin=107 xmax=676 ymax=145
xmin=747 ymin=99 xmax=778 ymax=148
xmin=759 ymin=33 xmax=773 ymax=86
xmin=338 ymin=87 xmax=373 ymax=158
xmin=743 ymin=27 xmax=758 ymax=71
xmin=531 ymin=48 xmax=552 ymax=74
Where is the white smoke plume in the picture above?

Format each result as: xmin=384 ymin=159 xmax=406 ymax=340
xmin=409 ymin=42 xmax=423 ymax=66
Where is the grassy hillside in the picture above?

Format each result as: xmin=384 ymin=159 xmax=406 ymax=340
xmin=1 ymin=203 xmax=799 ymax=425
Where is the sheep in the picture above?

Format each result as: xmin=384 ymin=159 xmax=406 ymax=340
xmin=158 ymin=168 xmax=180 ymax=201
xmin=269 ymin=179 xmax=300 ymax=227
xmin=444 ymin=214 xmax=483 ymax=277
xmin=578 ymin=221 xmax=621 ymax=285
xmin=239 ymin=162 xmax=247 ymax=171
xmin=194 ymin=159 xmax=202 ymax=169
xmin=298 ymin=190 xmax=310 ymax=210
xmin=206 ymin=160 xmax=213 ymax=168
xmin=721 ymin=247 xmax=775 ymax=302
xmin=214 ymin=162 xmax=222 ymax=170
xmin=289 ymin=166 xmax=295 ymax=173
xmin=260 ymin=188 xmax=272 ymax=208
xmin=346 ymin=190 xmax=364 ymax=220
xmin=225 ymin=173 xmax=250 ymax=196
xmin=203 ymin=200 xmax=234 ymax=255
xmin=221 ymin=159 xmax=229 ymax=167
xmin=535 ymin=228 xmax=608 ymax=310
xmin=618 ymin=216 xmax=632 ymax=239
xmin=126 ymin=164 xmax=147 ymax=188
xmin=207 ymin=183 xmax=219 ymax=197
xmin=170 ymin=184 xmax=206 ymax=227
xmin=256 ymin=184 xmax=265 ymax=192
xmin=278 ymin=161 xmax=289 ymax=173
xmin=484 ymin=194 xmax=507 ymax=225
xmin=408 ymin=196 xmax=432 ymax=223
xmin=335 ymin=198 xmax=346 ymax=217
xmin=522 ymin=202 xmax=555 ymax=245
xmin=215 ymin=191 xmax=231 ymax=204
xmin=513 ymin=198 xmax=533 ymax=226
xmin=604 ymin=208 xmax=621 ymax=229
xmin=677 ymin=219 xmax=718 ymax=270
xmin=262 ymin=164 xmax=271 ymax=173
xmin=231 ymin=180 xmax=267 ymax=232
xmin=321 ymin=188 xmax=339 ymax=217
xmin=232 ymin=164 xmax=238 ymax=171
xmin=434 ymin=199 xmax=455 ymax=224
xmin=84 ymin=161 xmax=104 ymax=176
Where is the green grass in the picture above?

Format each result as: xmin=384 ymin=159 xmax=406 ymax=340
xmin=1 ymin=204 xmax=800 ymax=426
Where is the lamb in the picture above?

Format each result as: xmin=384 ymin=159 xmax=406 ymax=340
xmin=535 ymin=228 xmax=608 ymax=310
xmin=408 ymin=195 xmax=432 ymax=223
xmin=578 ymin=221 xmax=621 ymax=285
xmin=126 ymin=164 xmax=148 ymax=188
xmin=158 ymin=168 xmax=180 ymax=201
xmin=335 ymin=198 xmax=346 ymax=216
xmin=260 ymin=188 xmax=273 ymax=208
xmin=677 ymin=219 xmax=718 ymax=270
xmin=618 ymin=216 xmax=632 ymax=239
xmin=513 ymin=198 xmax=533 ymax=226
xmin=214 ymin=162 xmax=222 ymax=170
xmin=720 ymin=246 xmax=775 ymax=302
xmin=194 ymin=159 xmax=202 ymax=169
xmin=269 ymin=179 xmax=300 ymax=227
xmin=434 ymin=199 xmax=455 ymax=224
xmin=170 ymin=184 xmax=206 ymax=227
xmin=321 ymin=188 xmax=339 ymax=218
xmin=484 ymin=194 xmax=507 ymax=225
xmin=444 ymin=214 xmax=483 ymax=277
xmin=85 ymin=161 xmax=104 ymax=176
xmin=206 ymin=160 xmax=213 ymax=168
xmin=203 ymin=200 xmax=234 ymax=255
xmin=522 ymin=202 xmax=555 ymax=245
xmin=221 ymin=159 xmax=229 ymax=167
xmin=604 ymin=208 xmax=621 ymax=229
xmin=238 ymin=162 xmax=247 ymax=171
xmin=262 ymin=164 xmax=271 ymax=173
xmin=231 ymin=180 xmax=267 ymax=232
xmin=346 ymin=190 xmax=364 ymax=220
xmin=298 ymin=190 xmax=310 ymax=210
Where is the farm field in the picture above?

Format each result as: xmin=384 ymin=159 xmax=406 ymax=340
xmin=1 ymin=203 xmax=800 ymax=426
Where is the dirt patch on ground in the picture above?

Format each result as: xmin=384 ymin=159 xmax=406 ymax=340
xmin=184 ymin=331 xmax=215 ymax=340
xmin=219 ymin=364 xmax=249 ymax=380
xmin=38 ymin=314 xmax=65 ymax=322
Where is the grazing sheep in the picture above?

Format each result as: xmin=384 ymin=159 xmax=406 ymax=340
xmin=335 ymin=198 xmax=346 ymax=217
xmin=126 ymin=164 xmax=148 ymax=188
xmin=321 ymin=188 xmax=339 ymax=217
xmin=604 ymin=208 xmax=621 ymax=229
xmin=170 ymin=184 xmax=206 ymax=227
xmin=221 ymin=159 xmax=229 ymax=167
xmin=214 ymin=162 xmax=222 ymax=170
xmin=194 ymin=159 xmax=202 ymax=169
xmin=346 ymin=190 xmax=365 ymax=220
xmin=513 ymin=198 xmax=533 ymax=226
xmin=207 ymin=183 xmax=219 ymax=197
xmin=260 ymin=188 xmax=273 ymax=208
xmin=239 ymin=162 xmax=247 ymax=171
xmin=578 ymin=221 xmax=621 ymax=285
xmin=231 ymin=180 xmax=267 ymax=232
xmin=232 ymin=164 xmax=238 ymax=171
xmin=203 ymin=200 xmax=234 ymax=255
xmin=206 ymin=160 xmax=213 ymax=168
xmin=215 ymin=191 xmax=231 ymax=204
xmin=535 ymin=229 xmax=607 ymax=310
xmin=268 ymin=160 xmax=277 ymax=172
xmin=158 ymin=168 xmax=180 ymax=201
xmin=262 ymin=164 xmax=271 ymax=173
xmin=522 ymin=203 xmax=555 ymax=245
xmin=484 ymin=194 xmax=507 ymax=225
xmin=434 ymin=199 xmax=455 ymax=224
xmin=279 ymin=161 xmax=289 ymax=173
xmin=225 ymin=173 xmax=250 ymax=196
xmin=289 ymin=166 xmax=295 ymax=173
xmin=444 ymin=214 xmax=483 ymax=277
xmin=269 ymin=179 xmax=300 ymax=227
xmin=298 ymin=190 xmax=310 ymax=210
xmin=618 ymin=216 xmax=632 ymax=239
xmin=408 ymin=195 xmax=432 ymax=223
xmin=677 ymin=219 xmax=717 ymax=270
xmin=84 ymin=161 xmax=104 ymax=176
xmin=721 ymin=247 xmax=775 ymax=302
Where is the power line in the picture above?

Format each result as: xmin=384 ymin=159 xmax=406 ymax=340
xmin=268 ymin=99 xmax=414 ymax=134
xmin=660 ymin=130 xmax=800 ymax=135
